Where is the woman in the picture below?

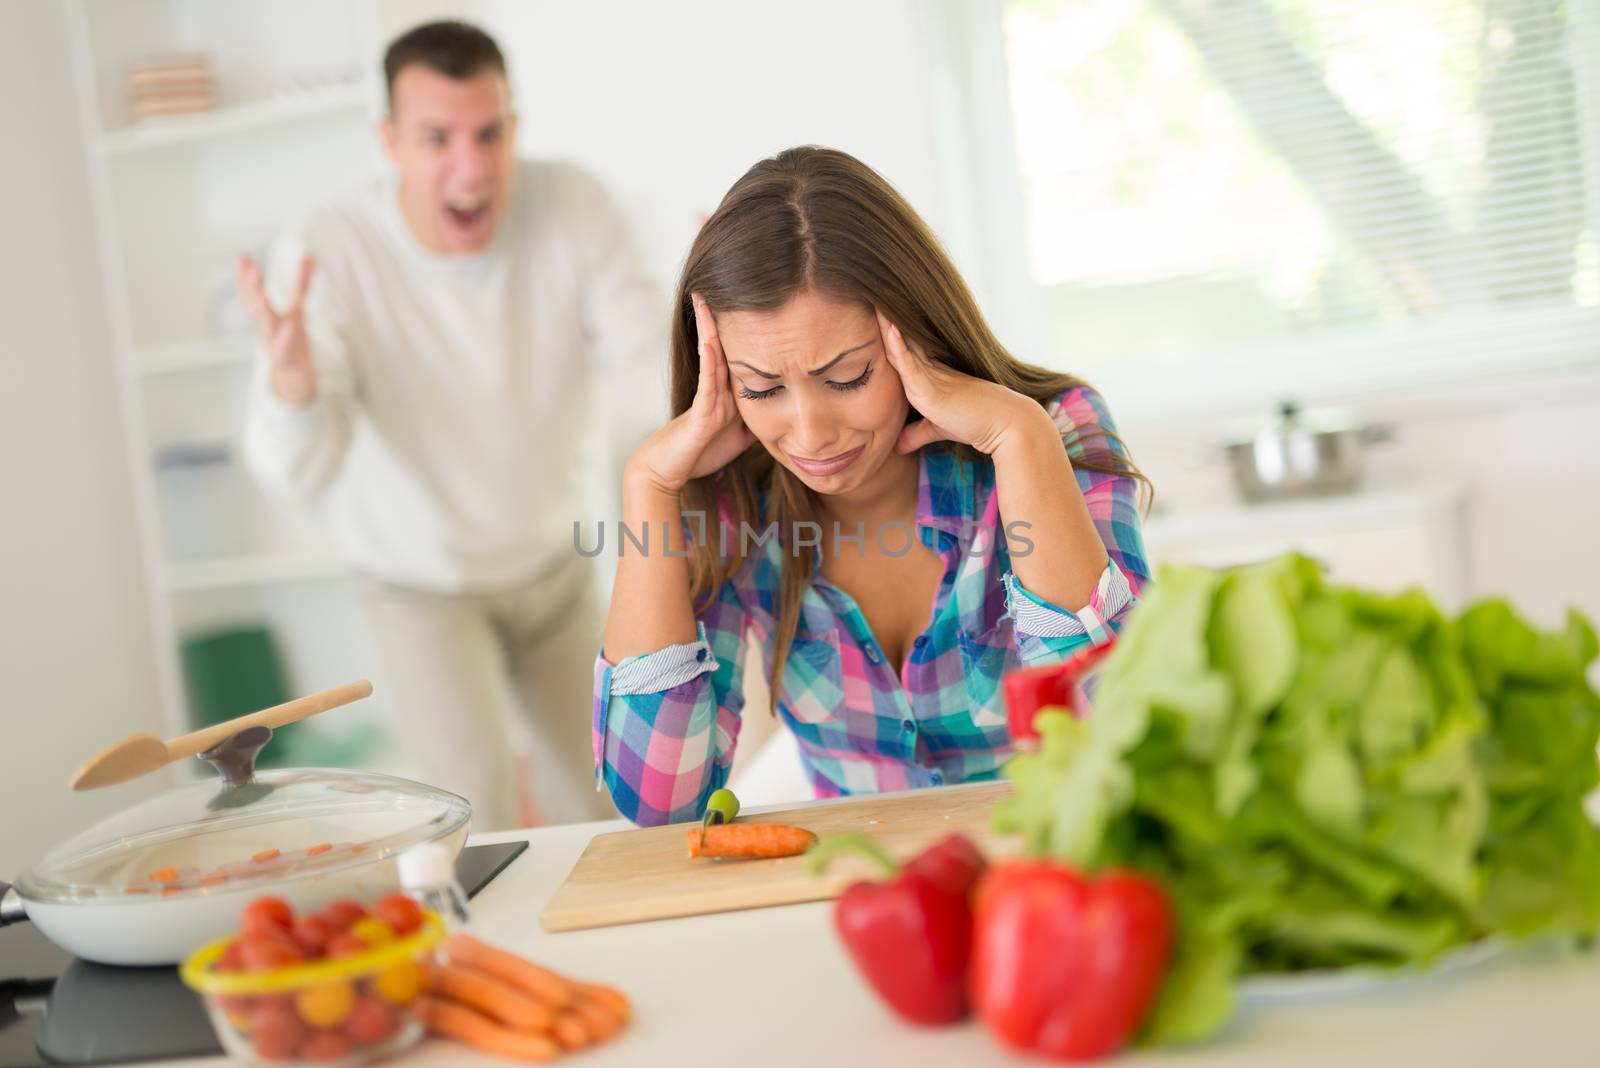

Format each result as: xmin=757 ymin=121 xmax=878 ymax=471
xmin=593 ymin=147 xmax=1148 ymax=826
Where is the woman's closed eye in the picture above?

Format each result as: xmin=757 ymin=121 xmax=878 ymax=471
xmin=738 ymin=361 xmax=875 ymax=402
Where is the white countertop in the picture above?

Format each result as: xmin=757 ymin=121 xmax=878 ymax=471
xmin=148 ymin=800 xmax=1599 ymax=1068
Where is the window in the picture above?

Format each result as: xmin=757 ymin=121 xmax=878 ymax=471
xmin=997 ymin=0 xmax=1600 ymax=409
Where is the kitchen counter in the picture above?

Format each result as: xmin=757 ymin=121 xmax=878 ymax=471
xmin=143 ymin=790 xmax=1598 ymax=1068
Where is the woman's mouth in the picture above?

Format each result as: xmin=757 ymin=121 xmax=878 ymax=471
xmin=785 ymin=444 xmax=866 ymax=477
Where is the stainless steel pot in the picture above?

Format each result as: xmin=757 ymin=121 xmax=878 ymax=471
xmin=1225 ymin=402 xmax=1391 ymax=503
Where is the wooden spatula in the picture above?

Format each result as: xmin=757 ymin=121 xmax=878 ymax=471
xmin=69 ymin=679 xmax=373 ymax=790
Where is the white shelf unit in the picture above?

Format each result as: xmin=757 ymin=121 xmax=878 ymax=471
xmin=65 ymin=0 xmax=390 ymax=754
xmin=127 ymin=336 xmax=254 ymax=378
xmin=95 ymin=82 xmax=372 ymax=157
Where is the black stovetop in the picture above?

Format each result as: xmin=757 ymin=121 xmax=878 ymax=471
xmin=0 ymin=840 xmax=526 ymax=1067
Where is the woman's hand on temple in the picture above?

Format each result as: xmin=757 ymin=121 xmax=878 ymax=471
xmin=877 ymin=309 xmax=1041 ymax=456
xmin=627 ymin=293 xmax=757 ymax=495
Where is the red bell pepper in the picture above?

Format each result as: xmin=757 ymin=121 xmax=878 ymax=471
xmin=971 ymin=861 xmax=1172 ymax=1060
xmin=1002 ymin=640 xmax=1118 ymax=744
xmin=810 ymin=834 xmax=986 ymax=1026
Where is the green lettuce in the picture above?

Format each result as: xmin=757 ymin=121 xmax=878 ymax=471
xmin=995 ymin=554 xmax=1600 ymax=1043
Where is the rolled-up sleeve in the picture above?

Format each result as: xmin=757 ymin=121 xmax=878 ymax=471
xmin=592 ymin=579 xmax=748 ymax=826
xmin=1003 ymin=559 xmax=1137 ymax=664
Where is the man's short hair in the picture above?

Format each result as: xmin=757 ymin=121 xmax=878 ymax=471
xmin=383 ymin=20 xmax=507 ymax=107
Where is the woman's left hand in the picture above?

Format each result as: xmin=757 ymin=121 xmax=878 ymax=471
xmin=877 ymin=310 xmax=1042 ymax=456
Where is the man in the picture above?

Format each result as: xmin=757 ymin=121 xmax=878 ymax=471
xmin=238 ymin=20 xmax=663 ymax=828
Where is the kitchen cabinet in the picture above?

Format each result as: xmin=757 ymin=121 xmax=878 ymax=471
xmin=1143 ymin=483 xmax=1469 ymax=610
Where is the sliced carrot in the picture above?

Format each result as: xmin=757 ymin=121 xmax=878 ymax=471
xmin=687 ymin=823 xmax=817 ymax=859
xmin=424 ymin=962 xmax=553 ymax=1033
xmin=305 ymin=842 xmax=333 ymax=857
xmin=551 ymin=1010 xmax=591 ymax=1051
xmin=147 ymin=868 xmax=179 ymax=882
xmin=251 ymin=849 xmax=281 ymax=863
xmin=441 ymin=934 xmax=574 ymax=1009
xmin=417 ymin=997 xmax=558 ymax=1062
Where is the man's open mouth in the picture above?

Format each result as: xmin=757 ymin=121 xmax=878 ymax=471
xmin=445 ymin=198 xmax=491 ymax=229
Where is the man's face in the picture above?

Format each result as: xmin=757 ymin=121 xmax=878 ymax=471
xmin=381 ymin=66 xmax=517 ymax=254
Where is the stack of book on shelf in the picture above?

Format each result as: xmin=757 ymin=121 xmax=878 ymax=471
xmin=127 ymin=54 xmax=216 ymax=122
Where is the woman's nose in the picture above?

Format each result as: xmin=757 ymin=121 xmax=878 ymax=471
xmin=788 ymin=391 xmax=839 ymax=455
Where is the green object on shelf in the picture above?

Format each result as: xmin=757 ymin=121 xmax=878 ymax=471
xmin=180 ymin=625 xmax=295 ymax=767
xmin=178 ymin=625 xmax=380 ymax=769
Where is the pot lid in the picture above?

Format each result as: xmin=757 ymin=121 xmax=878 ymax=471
xmin=1222 ymin=400 xmax=1365 ymax=446
xmin=14 ymin=726 xmax=469 ymax=904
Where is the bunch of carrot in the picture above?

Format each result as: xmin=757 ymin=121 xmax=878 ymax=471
xmin=416 ymin=932 xmax=631 ymax=1062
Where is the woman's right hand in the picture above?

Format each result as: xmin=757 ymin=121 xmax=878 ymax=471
xmin=627 ymin=293 xmax=756 ymax=494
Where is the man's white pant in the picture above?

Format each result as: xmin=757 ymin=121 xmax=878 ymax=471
xmin=355 ymin=558 xmax=616 ymax=831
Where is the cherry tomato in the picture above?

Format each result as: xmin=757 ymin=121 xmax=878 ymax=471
xmin=216 ymin=940 xmax=249 ymax=973
xmin=250 ymin=1001 xmax=307 ymax=1060
xmin=215 ymin=993 xmax=257 ymax=1016
xmin=300 ymin=1030 xmax=355 ymax=1061
xmin=240 ymin=933 xmax=305 ymax=972
xmin=374 ymin=892 xmax=423 ymax=936
xmin=292 ymin=914 xmax=337 ymax=957
xmin=239 ymin=896 xmax=294 ymax=939
xmin=326 ymin=933 xmax=370 ymax=959
xmin=295 ymin=981 xmax=355 ymax=1029
xmin=343 ymin=996 xmax=399 ymax=1045
xmin=320 ymin=899 xmax=368 ymax=929
xmin=370 ymin=960 xmax=426 ymax=1005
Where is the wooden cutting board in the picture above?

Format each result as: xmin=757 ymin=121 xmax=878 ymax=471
xmin=540 ymin=780 xmax=1019 ymax=932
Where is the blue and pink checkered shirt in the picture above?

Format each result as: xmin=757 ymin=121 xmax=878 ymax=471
xmin=592 ymin=386 xmax=1148 ymax=826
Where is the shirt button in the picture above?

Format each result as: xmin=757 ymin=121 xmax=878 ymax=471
xmin=695 ymin=648 xmax=708 ymax=662
xmin=863 ymin=643 xmax=884 ymax=665
xmin=912 ymin=636 xmax=929 ymax=652
xmin=901 ymin=720 xmax=917 ymax=734
xmin=930 ymin=770 xmax=944 ymax=785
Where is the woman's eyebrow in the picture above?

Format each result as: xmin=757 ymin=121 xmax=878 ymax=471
xmin=728 ymin=339 xmax=876 ymax=380
xmin=807 ymin=340 xmax=875 ymax=376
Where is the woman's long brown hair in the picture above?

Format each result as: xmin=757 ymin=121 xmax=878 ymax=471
xmin=669 ymin=146 xmax=1146 ymax=711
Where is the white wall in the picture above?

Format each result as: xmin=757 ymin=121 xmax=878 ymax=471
xmin=0 ymin=0 xmax=165 ymax=872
